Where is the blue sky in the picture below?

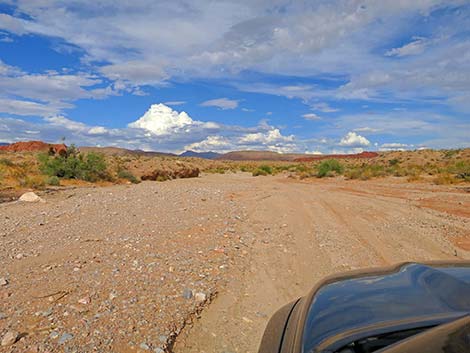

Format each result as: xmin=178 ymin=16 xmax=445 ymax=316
xmin=0 ymin=0 xmax=469 ymax=153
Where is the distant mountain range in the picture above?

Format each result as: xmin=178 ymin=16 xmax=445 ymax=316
xmin=179 ymin=150 xmax=221 ymax=159
xmin=79 ymin=146 xmax=176 ymax=157
xmin=0 ymin=141 xmax=379 ymax=161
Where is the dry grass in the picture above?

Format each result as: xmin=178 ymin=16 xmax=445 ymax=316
xmin=0 ymin=148 xmax=469 ymax=198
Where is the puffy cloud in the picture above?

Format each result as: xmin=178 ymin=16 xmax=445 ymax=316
xmin=238 ymin=128 xmax=294 ymax=145
xmin=184 ymin=136 xmax=232 ymax=152
xmin=339 ymin=132 xmax=371 ymax=147
xmin=185 ymin=129 xmax=297 ymax=153
xmin=0 ymin=103 xmax=299 ymax=153
xmin=200 ymin=98 xmax=239 ymax=110
xmin=302 ymin=113 xmax=321 ymax=120
xmin=88 ymin=126 xmax=109 ymax=135
xmin=128 ymin=104 xmax=200 ymax=136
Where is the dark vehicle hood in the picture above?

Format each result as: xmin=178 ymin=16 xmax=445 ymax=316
xmin=303 ymin=263 xmax=470 ymax=352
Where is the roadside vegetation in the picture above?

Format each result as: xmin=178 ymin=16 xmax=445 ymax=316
xmin=38 ymin=145 xmax=110 ymax=182
xmin=0 ymin=147 xmax=469 ymax=199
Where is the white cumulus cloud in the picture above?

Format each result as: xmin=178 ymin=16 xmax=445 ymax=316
xmin=339 ymin=131 xmax=371 ymax=147
xmin=128 ymin=103 xmax=198 ymax=135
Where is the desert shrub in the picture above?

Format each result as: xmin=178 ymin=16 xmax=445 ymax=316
xmin=434 ymin=173 xmax=457 ymax=185
xmin=406 ymin=174 xmax=422 ymax=182
xmin=293 ymin=164 xmax=309 ymax=173
xmin=117 ymin=169 xmax=140 ymax=184
xmin=38 ymin=145 xmax=110 ymax=182
xmin=316 ymin=159 xmax=343 ymax=178
xmin=204 ymin=167 xmax=226 ymax=174
xmin=273 ymin=164 xmax=292 ymax=173
xmin=156 ymin=174 xmax=171 ymax=182
xmin=450 ymin=161 xmax=470 ymax=181
xmin=443 ymin=149 xmax=461 ymax=159
xmin=0 ymin=165 xmax=5 ymax=182
xmin=298 ymin=170 xmax=316 ymax=179
xmin=252 ymin=165 xmax=273 ymax=176
xmin=252 ymin=168 xmax=268 ymax=176
xmin=0 ymin=158 xmax=14 ymax=167
xmin=259 ymin=165 xmax=273 ymax=174
xmin=389 ymin=158 xmax=400 ymax=166
xmin=46 ymin=176 xmax=60 ymax=186
xmin=345 ymin=165 xmax=386 ymax=180
xmin=20 ymin=175 xmax=46 ymax=189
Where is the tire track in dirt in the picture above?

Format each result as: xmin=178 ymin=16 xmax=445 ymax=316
xmin=174 ymin=176 xmax=469 ymax=353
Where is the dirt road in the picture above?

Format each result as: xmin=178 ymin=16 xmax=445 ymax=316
xmin=1 ymin=173 xmax=469 ymax=353
xmin=173 ymin=174 xmax=470 ymax=353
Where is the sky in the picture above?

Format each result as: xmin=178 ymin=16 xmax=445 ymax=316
xmin=0 ymin=0 xmax=469 ymax=154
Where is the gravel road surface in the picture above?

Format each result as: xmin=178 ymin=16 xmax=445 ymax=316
xmin=1 ymin=173 xmax=469 ymax=353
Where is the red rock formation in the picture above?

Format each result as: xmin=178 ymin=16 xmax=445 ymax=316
xmin=0 ymin=141 xmax=67 ymax=155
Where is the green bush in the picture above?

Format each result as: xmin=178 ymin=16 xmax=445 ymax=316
xmin=345 ymin=164 xmax=386 ymax=180
xmin=316 ymin=159 xmax=343 ymax=178
xmin=252 ymin=168 xmax=268 ymax=176
xmin=47 ymin=176 xmax=60 ymax=186
xmin=38 ymin=145 xmax=110 ymax=182
xmin=117 ymin=169 xmax=140 ymax=184
xmin=259 ymin=165 xmax=273 ymax=174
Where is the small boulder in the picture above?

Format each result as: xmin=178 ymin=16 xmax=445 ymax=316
xmin=194 ymin=292 xmax=207 ymax=303
xmin=0 ymin=277 xmax=8 ymax=286
xmin=1 ymin=330 xmax=19 ymax=346
xmin=19 ymin=192 xmax=44 ymax=203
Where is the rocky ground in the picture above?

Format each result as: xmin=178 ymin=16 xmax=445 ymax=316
xmin=1 ymin=173 xmax=469 ymax=353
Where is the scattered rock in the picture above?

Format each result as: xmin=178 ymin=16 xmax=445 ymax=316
xmin=194 ymin=292 xmax=207 ymax=303
xmin=49 ymin=331 xmax=59 ymax=339
xmin=109 ymin=290 xmax=118 ymax=301
xmin=140 ymin=342 xmax=150 ymax=350
xmin=19 ymin=192 xmax=44 ymax=203
xmin=182 ymin=288 xmax=193 ymax=299
xmin=58 ymin=332 xmax=73 ymax=344
xmin=0 ymin=312 xmax=7 ymax=320
xmin=1 ymin=330 xmax=19 ymax=346
xmin=78 ymin=296 xmax=91 ymax=305
xmin=0 ymin=277 xmax=8 ymax=286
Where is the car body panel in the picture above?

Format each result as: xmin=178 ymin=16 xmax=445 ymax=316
xmin=258 ymin=261 xmax=470 ymax=353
